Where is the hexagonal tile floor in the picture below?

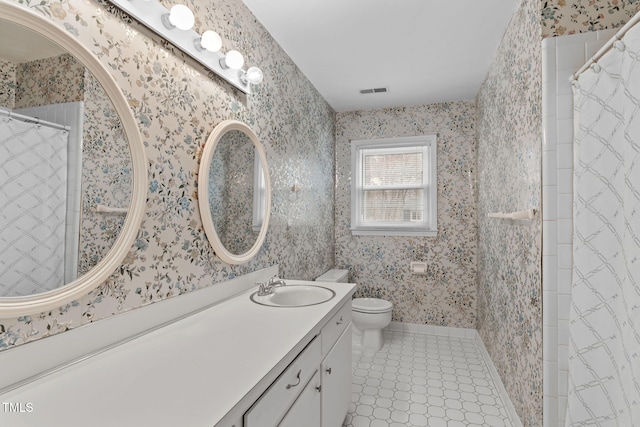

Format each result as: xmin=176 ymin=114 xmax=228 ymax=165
xmin=343 ymin=330 xmax=516 ymax=427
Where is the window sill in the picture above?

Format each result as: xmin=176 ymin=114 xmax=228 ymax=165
xmin=350 ymin=228 xmax=437 ymax=237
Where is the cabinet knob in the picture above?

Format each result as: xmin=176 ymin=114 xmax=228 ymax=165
xmin=336 ymin=316 xmax=343 ymax=325
xmin=316 ymin=385 xmax=322 ymax=392
xmin=326 ymin=367 xmax=332 ymax=374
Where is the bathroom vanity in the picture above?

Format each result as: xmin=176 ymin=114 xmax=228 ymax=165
xmin=244 ymin=300 xmax=352 ymax=427
xmin=0 ymin=276 xmax=355 ymax=427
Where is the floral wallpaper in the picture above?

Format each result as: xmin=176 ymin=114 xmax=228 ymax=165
xmin=541 ymin=0 xmax=639 ymax=37
xmin=0 ymin=59 xmax=15 ymax=108
xmin=476 ymin=0 xmax=543 ymax=425
xmin=335 ymin=102 xmax=478 ymax=329
xmin=14 ymin=53 xmax=84 ymax=108
xmin=0 ymin=0 xmax=335 ymax=349
xmin=78 ymin=69 xmax=131 ymax=276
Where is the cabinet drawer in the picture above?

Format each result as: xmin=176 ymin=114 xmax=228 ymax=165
xmin=244 ymin=337 xmax=321 ymax=427
xmin=278 ymin=370 xmax=321 ymax=427
xmin=321 ymin=301 xmax=351 ymax=356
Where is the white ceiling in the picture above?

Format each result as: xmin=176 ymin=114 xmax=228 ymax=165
xmin=243 ymin=0 xmax=521 ymax=112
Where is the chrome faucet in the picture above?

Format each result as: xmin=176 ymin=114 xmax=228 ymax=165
xmin=257 ymin=276 xmax=287 ymax=296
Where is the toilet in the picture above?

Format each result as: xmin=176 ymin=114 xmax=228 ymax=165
xmin=351 ymin=297 xmax=393 ymax=350
xmin=316 ymin=269 xmax=393 ymax=351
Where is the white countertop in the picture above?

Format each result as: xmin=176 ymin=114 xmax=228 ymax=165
xmin=0 ymin=280 xmax=356 ymax=427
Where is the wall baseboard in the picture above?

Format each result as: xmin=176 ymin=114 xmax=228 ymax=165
xmin=387 ymin=320 xmax=477 ymax=339
xmin=473 ymin=330 xmax=523 ymax=427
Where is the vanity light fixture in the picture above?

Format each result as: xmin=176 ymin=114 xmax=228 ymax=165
xmin=162 ymin=4 xmax=195 ymax=31
xmin=220 ymin=49 xmax=244 ymax=70
xmin=108 ymin=0 xmax=262 ymax=93
xmin=196 ymin=30 xmax=222 ymax=52
xmin=242 ymin=67 xmax=264 ymax=85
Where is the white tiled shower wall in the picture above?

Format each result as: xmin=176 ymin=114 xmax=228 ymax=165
xmin=541 ymin=28 xmax=616 ymax=427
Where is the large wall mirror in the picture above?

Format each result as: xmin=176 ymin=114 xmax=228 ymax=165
xmin=0 ymin=2 xmax=147 ymax=317
xmin=198 ymin=120 xmax=271 ymax=264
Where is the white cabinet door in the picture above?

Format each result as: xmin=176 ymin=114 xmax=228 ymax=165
xmin=279 ymin=371 xmax=321 ymax=427
xmin=245 ymin=338 xmax=321 ymax=426
xmin=321 ymin=324 xmax=352 ymax=427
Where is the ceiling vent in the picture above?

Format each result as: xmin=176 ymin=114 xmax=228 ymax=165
xmin=360 ymin=87 xmax=388 ymax=95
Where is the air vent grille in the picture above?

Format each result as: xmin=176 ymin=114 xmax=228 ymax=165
xmin=360 ymin=87 xmax=388 ymax=95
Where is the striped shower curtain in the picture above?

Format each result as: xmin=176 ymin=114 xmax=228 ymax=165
xmin=568 ymin=20 xmax=640 ymax=426
xmin=0 ymin=114 xmax=69 ymax=297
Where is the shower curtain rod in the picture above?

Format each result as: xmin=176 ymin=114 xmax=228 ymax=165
xmin=0 ymin=108 xmax=70 ymax=132
xmin=573 ymin=11 xmax=640 ymax=80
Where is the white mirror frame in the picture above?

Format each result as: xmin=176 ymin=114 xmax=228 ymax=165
xmin=0 ymin=2 xmax=148 ymax=317
xmin=198 ymin=120 xmax=271 ymax=265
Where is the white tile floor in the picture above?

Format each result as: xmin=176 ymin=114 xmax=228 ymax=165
xmin=343 ymin=329 xmax=516 ymax=427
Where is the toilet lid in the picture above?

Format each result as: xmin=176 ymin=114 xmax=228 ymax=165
xmin=352 ymin=297 xmax=393 ymax=313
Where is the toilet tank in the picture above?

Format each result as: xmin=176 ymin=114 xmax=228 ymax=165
xmin=315 ymin=269 xmax=349 ymax=283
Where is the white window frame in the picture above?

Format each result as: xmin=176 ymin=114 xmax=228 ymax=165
xmin=350 ymin=135 xmax=437 ymax=237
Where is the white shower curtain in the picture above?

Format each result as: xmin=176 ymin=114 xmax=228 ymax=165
xmin=568 ymin=22 xmax=640 ymax=426
xmin=0 ymin=114 xmax=69 ymax=297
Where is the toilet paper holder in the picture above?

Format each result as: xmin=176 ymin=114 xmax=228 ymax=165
xmin=410 ymin=261 xmax=428 ymax=275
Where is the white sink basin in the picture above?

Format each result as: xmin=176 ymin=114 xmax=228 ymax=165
xmin=250 ymin=285 xmax=335 ymax=307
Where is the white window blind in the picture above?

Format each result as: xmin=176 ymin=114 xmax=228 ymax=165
xmin=351 ymin=135 xmax=437 ymax=236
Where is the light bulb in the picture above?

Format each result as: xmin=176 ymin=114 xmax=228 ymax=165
xmin=243 ymin=67 xmax=264 ymax=85
xmin=220 ymin=50 xmax=244 ymax=70
xmin=168 ymin=5 xmax=194 ymax=31
xmin=198 ymin=30 xmax=222 ymax=52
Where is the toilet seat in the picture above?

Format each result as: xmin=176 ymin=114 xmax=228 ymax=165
xmin=352 ymin=297 xmax=393 ymax=314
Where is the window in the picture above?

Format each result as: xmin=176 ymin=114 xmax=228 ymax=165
xmin=252 ymin=149 xmax=267 ymax=231
xmin=350 ymin=135 xmax=437 ymax=236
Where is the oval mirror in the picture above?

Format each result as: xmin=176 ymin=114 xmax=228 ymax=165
xmin=0 ymin=3 xmax=147 ymax=316
xmin=198 ymin=120 xmax=271 ymax=264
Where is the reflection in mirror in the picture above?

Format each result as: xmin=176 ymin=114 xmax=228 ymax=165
xmin=0 ymin=19 xmax=131 ymax=297
xmin=252 ymin=155 xmax=267 ymax=231
xmin=199 ymin=120 xmax=271 ymax=265
xmin=208 ymin=130 xmax=257 ymax=255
